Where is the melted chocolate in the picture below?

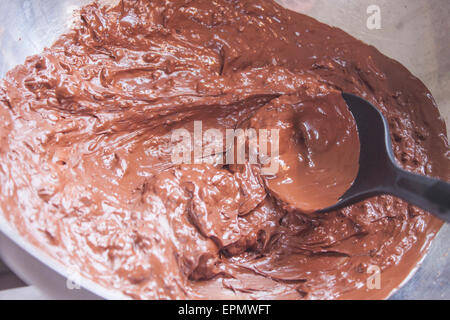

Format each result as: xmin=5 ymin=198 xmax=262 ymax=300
xmin=0 ymin=0 xmax=448 ymax=299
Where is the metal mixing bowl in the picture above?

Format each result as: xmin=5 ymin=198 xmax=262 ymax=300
xmin=0 ymin=0 xmax=448 ymax=299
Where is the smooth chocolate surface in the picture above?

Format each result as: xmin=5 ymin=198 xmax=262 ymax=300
xmin=0 ymin=0 xmax=448 ymax=299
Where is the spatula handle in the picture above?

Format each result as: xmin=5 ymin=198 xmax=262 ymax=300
xmin=386 ymin=167 xmax=450 ymax=222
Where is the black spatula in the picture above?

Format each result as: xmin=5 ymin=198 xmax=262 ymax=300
xmin=317 ymin=93 xmax=450 ymax=222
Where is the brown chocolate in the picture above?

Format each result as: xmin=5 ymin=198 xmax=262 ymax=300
xmin=0 ymin=0 xmax=448 ymax=299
